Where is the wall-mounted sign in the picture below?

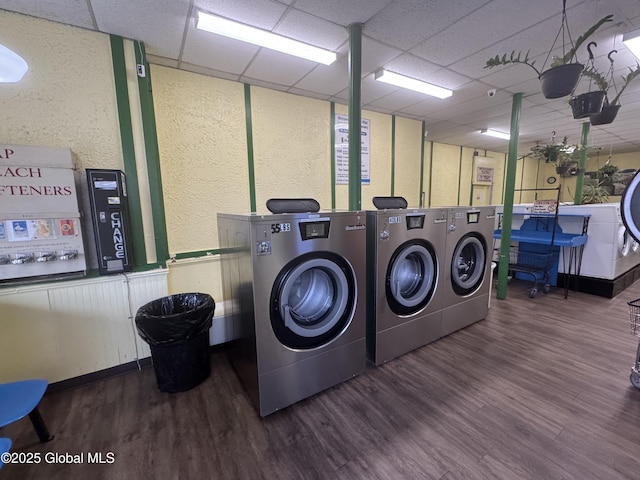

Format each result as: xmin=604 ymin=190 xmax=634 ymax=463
xmin=334 ymin=114 xmax=370 ymax=185
xmin=472 ymin=156 xmax=495 ymax=185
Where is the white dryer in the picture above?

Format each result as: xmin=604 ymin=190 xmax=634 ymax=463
xmin=442 ymin=206 xmax=496 ymax=337
xmin=218 ymin=206 xmax=366 ymax=416
xmin=366 ymin=202 xmax=447 ymax=365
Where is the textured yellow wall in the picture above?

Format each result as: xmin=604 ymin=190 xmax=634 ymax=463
xmin=0 ymin=11 xmax=122 ymax=171
xmin=393 ymin=117 xmax=423 ymax=207
xmin=431 ymin=143 xmax=462 ymax=206
xmin=151 ymin=65 xmax=248 ymax=254
xmin=251 ymin=87 xmax=331 ymax=212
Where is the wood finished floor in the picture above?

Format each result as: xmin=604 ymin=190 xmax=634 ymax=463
xmin=2 ymin=280 xmax=640 ymax=479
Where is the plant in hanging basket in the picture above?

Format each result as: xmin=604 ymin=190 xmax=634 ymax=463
xmin=588 ymin=63 xmax=640 ymax=125
xmin=582 ymin=184 xmax=610 ymax=204
xmin=484 ymin=13 xmax=613 ymax=99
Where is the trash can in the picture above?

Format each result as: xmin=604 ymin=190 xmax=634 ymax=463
xmin=135 ymin=293 xmax=215 ymax=393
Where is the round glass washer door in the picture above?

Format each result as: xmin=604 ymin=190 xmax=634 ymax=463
xmin=450 ymin=234 xmax=486 ymax=296
xmin=386 ymin=240 xmax=438 ymax=316
xmin=618 ymin=226 xmax=631 ymax=257
xmin=270 ymin=252 xmax=356 ymax=349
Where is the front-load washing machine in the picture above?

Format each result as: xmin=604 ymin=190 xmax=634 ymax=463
xmin=218 ymin=209 xmax=366 ymax=416
xmin=441 ymin=206 xmax=495 ymax=337
xmin=366 ymin=204 xmax=447 ymax=365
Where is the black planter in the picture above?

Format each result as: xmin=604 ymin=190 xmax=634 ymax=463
xmin=589 ymin=104 xmax=621 ymax=125
xmin=546 ymin=150 xmax=558 ymax=163
xmin=569 ymin=91 xmax=606 ymax=119
xmin=539 ymin=63 xmax=583 ymax=99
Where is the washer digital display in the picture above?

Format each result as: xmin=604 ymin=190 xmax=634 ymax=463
xmin=406 ymin=214 xmax=425 ymax=230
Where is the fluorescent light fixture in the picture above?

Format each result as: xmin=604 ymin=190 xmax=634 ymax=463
xmin=0 ymin=44 xmax=28 ymax=83
xmin=623 ymin=28 xmax=640 ymax=60
xmin=480 ymin=128 xmax=511 ymax=140
xmin=196 ymin=11 xmax=336 ymax=65
xmin=374 ymin=69 xmax=452 ymax=99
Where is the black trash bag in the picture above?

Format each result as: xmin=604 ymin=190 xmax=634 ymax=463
xmin=135 ymin=293 xmax=215 ymax=393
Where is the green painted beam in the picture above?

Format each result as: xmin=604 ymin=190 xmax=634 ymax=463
xmin=330 ymin=102 xmax=336 ymax=209
xmin=497 ymin=93 xmax=523 ymax=300
xmin=348 ymin=23 xmax=362 ymax=211
xmin=428 ymin=141 xmax=434 ymax=207
xmin=419 ymin=122 xmax=426 ymax=207
xmin=244 ymin=84 xmax=257 ymax=213
xmin=574 ymin=121 xmax=590 ymax=205
xmin=390 ymin=115 xmax=396 ymax=196
xmin=457 ymin=146 xmax=463 ymax=205
xmin=133 ymin=41 xmax=169 ymax=265
xmin=110 ymin=35 xmax=147 ymax=267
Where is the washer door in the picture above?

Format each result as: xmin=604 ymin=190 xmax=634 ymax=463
xmin=450 ymin=234 xmax=486 ymax=296
xmin=270 ymin=252 xmax=356 ymax=349
xmin=386 ymin=240 xmax=438 ymax=316
xmin=618 ymin=226 xmax=631 ymax=257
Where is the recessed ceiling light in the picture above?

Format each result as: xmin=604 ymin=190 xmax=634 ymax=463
xmin=0 ymin=44 xmax=28 ymax=83
xmin=196 ymin=11 xmax=337 ymax=65
xmin=374 ymin=69 xmax=453 ymax=99
xmin=480 ymin=128 xmax=511 ymax=140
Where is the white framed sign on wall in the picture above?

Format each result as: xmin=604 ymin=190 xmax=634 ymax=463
xmin=334 ymin=114 xmax=370 ymax=185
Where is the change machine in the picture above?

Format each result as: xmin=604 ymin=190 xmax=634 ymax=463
xmin=86 ymin=169 xmax=133 ymax=275
xmin=0 ymin=144 xmax=87 ymax=282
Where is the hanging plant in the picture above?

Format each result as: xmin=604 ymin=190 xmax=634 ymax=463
xmin=586 ymin=52 xmax=640 ymax=125
xmin=569 ymin=42 xmax=606 ymax=119
xmin=484 ymin=0 xmax=613 ymax=99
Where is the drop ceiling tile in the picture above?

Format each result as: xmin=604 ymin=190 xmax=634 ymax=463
xmin=243 ymin=48 xmax=318 ymax=85
xmin=380 ymin=54 xmax=442 ymax=80
xmin=1 ymin=0 xmax=95 ymax=29
xmin=364 ymin=0 xmax=491 ymax=51
xmin=195 ymin=0 xmax=287 ymax=30
xmin=276 ymin=8 xmax=348 ymax=50
xmin=92 ymin=0 xmax=189 ymax=59
xmin=294 ymin=56 xmax=348 ymax=96
xmin=411 ymin=0 xmax=559 ymax=67
xmin=182 ymin=27 xmax=260 ymax=74
xmin=293 ymin=0 xmax=390 ymax=27
xmin=361 ymin=37 xmax=403 ymax=76
xmin=366 ymin=87 xmax=444 ymax=112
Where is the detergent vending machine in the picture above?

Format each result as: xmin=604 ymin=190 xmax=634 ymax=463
xmin=0 ymin=144 xmax=87 ymax=283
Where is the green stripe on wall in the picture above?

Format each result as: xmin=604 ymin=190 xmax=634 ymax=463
xmin=134 ymin=41 xmax=169 ymax=265
xmin=428 ymin=141 xmax=434 ymax=207
xmin=419 ymin=122 xmax=426 ymax=207
xmin=390 ymin=115 xmax=396 ymax=196
xmin=330 ymin=102 xmax=336 ymax=209
xmin=244 ymin=84 xmax=257 ymax=213
xmin=457 ymin=146 xmax=463 ymax=205
xmin=110 ymin=35 xmax=147 ymax=267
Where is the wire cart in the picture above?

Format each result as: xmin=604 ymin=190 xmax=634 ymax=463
xmin=505 ymin=246 xmax=555 ymax=298
xmin=627 ymin=299 xmax=640 ymax=389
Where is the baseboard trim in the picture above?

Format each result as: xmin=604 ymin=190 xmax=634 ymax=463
xmin=47 ymin=344 xmax=229 ymax=394
xmin=557 ymin=264 xmax=640 ymax=299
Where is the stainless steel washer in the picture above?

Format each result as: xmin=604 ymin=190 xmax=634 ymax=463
xmin=442 ymin=206 xmax=495 ymax=337
xmin=366 ymin=207 xmax=447 ymax=365
xmin=218 ymin=210 xmax=366 ymax=416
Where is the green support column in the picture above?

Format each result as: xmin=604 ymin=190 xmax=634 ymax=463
xmin=497 ymin=93 xmax=523 ymax=300
xmin=330 ymin=102 xmax=336 ymax=209
xmin=419 ymin=122 xmax=426 ymax=207
xmin=574 ymin=121 xmax=590 ymax=205
xmin=244 ymin=84 xmax=257 ymax=213
xmin=348 ymin=23 xmax=362 ymax=211
xmin=390 ymin=115 xmax=396 ymax=196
